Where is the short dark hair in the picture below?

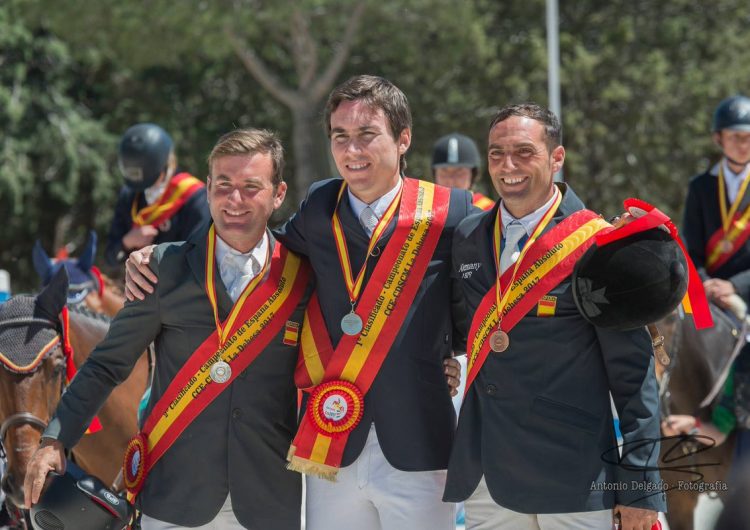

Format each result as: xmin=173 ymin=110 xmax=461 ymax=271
xmin=208 ymin=128 xmax=285 ymax=187
xmin=489 ymin=103 xmax=562 ymax=151
xmin=325 ymin=75 xmax=412 ymax=173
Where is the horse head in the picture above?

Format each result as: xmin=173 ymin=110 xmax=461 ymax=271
xmin=0 ymin=269 xmax=68 ymax=509
xmin=32 ymin=231 xmax=101 ymax=309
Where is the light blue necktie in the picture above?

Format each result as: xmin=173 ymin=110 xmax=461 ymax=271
xmin=500 ymin=221 xmax=527 ymax=273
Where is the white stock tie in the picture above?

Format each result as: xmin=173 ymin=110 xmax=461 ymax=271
xmin=499 ymin=221 xmax=526 ymax=273
xmin=220 ymin=254 xmax=261 ymax=302
xmin=359 ymin=206 xmax=379 ymax=237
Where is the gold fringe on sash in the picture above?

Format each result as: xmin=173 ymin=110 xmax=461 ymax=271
xmin=286 ymin=446 xmax=339 ymax=482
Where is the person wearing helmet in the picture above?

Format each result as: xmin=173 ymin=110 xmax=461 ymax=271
xmin=664 ymin=95 xmax=750 ymax=482
xmin=104 ymin=123 xmax=210 ymax=267
xmin=432 ymin=132 xmax=495 ymax=211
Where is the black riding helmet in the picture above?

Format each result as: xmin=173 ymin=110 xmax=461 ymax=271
xmin=712 ymin=95 xmax=750 ymax=133
xmin=30 ymin=464 xmax=132 ymax=530
xmin=571 ymin=228 xmax=688 ymax=331
xmin=431 ymin=133 xmax=481 ymax=180
xmin=118 ymin=123 xmax=173 ymax=191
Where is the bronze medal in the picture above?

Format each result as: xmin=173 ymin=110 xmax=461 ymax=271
xmin=489 ymin=330 xmax=509 ymax=353
xmin=720 ymin=239 xmax=733 ymax=253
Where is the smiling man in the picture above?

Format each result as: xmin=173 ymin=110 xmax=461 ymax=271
xmin=25 ymin=129 xmax=313 ymax=529
xmin=124 ymin=76 xmax=471 ymax=530
xmin=274 ymin=75 xmax=471 ymax=530
xmin=444 ymin=103 xmax=666 ymax=530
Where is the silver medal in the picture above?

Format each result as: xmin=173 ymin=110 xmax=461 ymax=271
xmin=210 ymin=360 xmax=232 ymax=384
xmin=340 ymin=312 xmax=363 ymax=336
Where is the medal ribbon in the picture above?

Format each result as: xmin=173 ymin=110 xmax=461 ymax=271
xmin=331 ymin=181 xmax=403 ymax=307
xmin=466 ymin=209 xmax=612 ymax=392
xmin=288 ymin=179 xmax=450 ymax=478
xmin=492 ymin=188 xmax=562 ymax=330
xmin=205 ymin=225 xmax=271 ymax=348
xmin=706 ymin=162 xmax=750 ymax=273
xmin=123 ymin=238 xmax=309 ymax=498
xmin=718 ymin=161 xmax=750 ymax=239
xmin=131 ymin=173 xmax=204 ymax=227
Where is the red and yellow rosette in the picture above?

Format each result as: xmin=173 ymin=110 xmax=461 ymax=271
xmin=307 ymin=380 xmax=364 ymax=438
xmin=123 ymin=432 xmax=148 ymax=498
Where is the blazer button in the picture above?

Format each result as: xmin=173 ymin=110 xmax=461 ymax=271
xmin=485 ymin=384 xmax=497 ymax=396
xmin=232 ymin=408 xmax=242 ymax=419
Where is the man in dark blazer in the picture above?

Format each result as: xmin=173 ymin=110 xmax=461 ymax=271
xmin=273 ymin=75 xmax=471 ymax=530
xmin=25 ymin=129 xmax=312 ymax=529
xmin=444 ymin=103 xmax=666 ymax=530
xmin=123 ymin=77 xmax=468 ymax=529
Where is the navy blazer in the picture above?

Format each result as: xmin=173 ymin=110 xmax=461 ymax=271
xmin=444 ymin=184 xmax=667 ymax=514
xmin=274 ymin=177 xmax=473 ymax=470
xmin=683 ymin=166 xmax=750 ymax=302
xmin=48 ymin=226 xmax=311 ymax=528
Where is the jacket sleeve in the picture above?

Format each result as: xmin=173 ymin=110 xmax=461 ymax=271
xmin=682 ymin=180 xmax=709 ymax=281
xmin=44 ymin=251 xmax=164 ymax=448
xmin=597 ymin=325 xmax=667 ymax=511
xmin=104 ymin=189 xmax=135 ymax=267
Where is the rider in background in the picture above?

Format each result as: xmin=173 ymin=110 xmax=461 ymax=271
xmin=432 ymin=132 xmax=494 ymax=211
xmin=663 ymin=95 xmax=750 ymax=476
xmin=104 ymin=123 xmax=210 ymax=269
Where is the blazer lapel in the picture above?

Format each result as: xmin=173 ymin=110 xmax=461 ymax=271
xmin=185 ymin=223 xmax=233 ymax=320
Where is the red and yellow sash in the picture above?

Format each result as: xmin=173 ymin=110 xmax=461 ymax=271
xmin=705 ymin=163 xmax=750 ymax=272
xmin=123 ymin=227 xmax=310 ymax=498
xmin=473 ymin=191 xmax=495 ymax=211
xmin=131 ymin=172 xmax=204 ymax=228
xmin=465 ymin=209 xmax=611 ymax=392
xmin=287 ymin=178 xmax=450 ymax=479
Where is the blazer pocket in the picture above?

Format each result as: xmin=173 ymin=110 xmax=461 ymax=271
xmin=531 ymin=396 xmax=599 ymax=434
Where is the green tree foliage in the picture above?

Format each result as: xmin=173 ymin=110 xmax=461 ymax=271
xmin=4 ymin=0 xmax=750 ymax=292
xmin=0 ymin=4 xmax=117 ymax=291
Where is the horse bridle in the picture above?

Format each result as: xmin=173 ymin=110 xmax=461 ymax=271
xmin=0 ymin=315 xmax=64 ymax=459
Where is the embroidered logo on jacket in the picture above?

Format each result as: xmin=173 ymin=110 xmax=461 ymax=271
xmin=459 ymin=262 xmax=482 ymax=279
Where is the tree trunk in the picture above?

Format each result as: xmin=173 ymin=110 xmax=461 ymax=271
xmin=291 ymin=103 xmax=331 ymax=204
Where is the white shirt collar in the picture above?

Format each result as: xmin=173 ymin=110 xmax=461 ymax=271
xmin=215 ymin=231 xmax=269 ymax=279
xmin=347 ymin=178 xmax=403 ymax=221
xmin=143 ymin=178 xmax=168 ymax=205
xmin=500 ymin=188 xmax=559 ymax=236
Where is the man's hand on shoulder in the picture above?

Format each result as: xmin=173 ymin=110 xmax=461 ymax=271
xmin=125 ymin=244 xmax=158 ymax=301
xmin=23 ymin=439 xmax=66 ymax=507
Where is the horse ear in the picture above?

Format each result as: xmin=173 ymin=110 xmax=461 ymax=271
xmin=78 ymin=230 xmax=98 ymax=273
xmin=32 ymin=240 xmax=54 ymax=284
xmin=35 ymin=267 xmax=69 ymax=319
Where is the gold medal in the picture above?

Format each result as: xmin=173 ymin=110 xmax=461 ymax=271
xmin=489 ymin=330 xmax=509 ymax=353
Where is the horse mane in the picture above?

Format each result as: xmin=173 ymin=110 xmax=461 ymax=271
xmin=67 ymin=303 xmax=111 ymax=324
